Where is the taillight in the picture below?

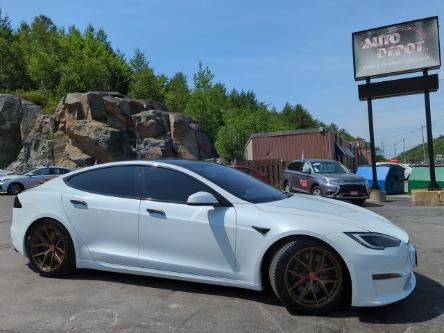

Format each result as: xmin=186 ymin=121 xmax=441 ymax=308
xmin=13 ymin=196 xmax=22 ymax=208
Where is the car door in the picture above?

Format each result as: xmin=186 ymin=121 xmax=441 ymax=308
xmin=298 ymin=161 xmax=312 ymax=193
xmin=286 ymin=161 xmax=303 ymax=192
xmin=61 ymin=165 xmax=141 ymax=266
xmin=26 ymin=167 xmax=50 ymax=189
xmin=138 ymin=166 xmax=237 ymax=279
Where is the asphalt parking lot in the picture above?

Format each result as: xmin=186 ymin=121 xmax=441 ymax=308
xmin=0 ymin=194 xmax=443 ymax=333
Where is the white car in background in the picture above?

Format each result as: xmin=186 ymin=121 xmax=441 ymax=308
xmin=10 ymin=160 xmax=417 ymax=314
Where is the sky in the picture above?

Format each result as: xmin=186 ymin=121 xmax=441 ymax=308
xmin=1 ymin=0 xmax=444 ymax=157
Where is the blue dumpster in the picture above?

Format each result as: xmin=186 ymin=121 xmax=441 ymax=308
xmin=356 ymin=165 xmax=404 ymax=194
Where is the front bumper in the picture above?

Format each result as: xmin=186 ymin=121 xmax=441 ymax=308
xmin=323 ymin=183 xmax=369 ymax=200
xmin=329 ymin=233 xmax=416 ymax=307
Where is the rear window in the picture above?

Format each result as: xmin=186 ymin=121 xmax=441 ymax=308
xmin=66 ymin=165 xmax=140 ymax=198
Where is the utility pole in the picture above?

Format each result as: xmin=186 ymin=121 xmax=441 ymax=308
xmin=421 ymin=125 xmax=426 ymax=163
xmin=394 ymin=143 xmax=397 ymax=158
xmin=403 ymin=138 xmax=406 ymax=164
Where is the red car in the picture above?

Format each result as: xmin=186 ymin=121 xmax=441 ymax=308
xmin=233 ymin=166 xmax=268 ymax=183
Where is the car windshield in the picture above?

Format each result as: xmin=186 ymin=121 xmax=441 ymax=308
xmin=180 ymin=162 xmax=287 ymax=204
xmin=18 ymin=168 xmax=39 ymax=176
xmin=311 ymin=161 xmax=350 ymax=174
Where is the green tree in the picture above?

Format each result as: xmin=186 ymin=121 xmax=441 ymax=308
xmin=185 ymin=63 xmax=226 ymax=140
xmin=0 ymin=9 xmax=29 ymax=91
xmin=58 ymin=26 xmax=132 ymax=95
xmin=128 ymin=49 xmax=165 ymax=102
xmin=215 ymin=107 xmax=271 ymax=160
xmin=16 ymin=15 xmax=66 ymax=92
xmin=281 ymin=103 xmax=319 ymax=129
xmin=164 ymin=72 xmax=190 ymax=113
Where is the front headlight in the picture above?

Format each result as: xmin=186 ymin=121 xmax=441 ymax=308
xmin=344 ymin=232 xmax=401 ymax=250
xmin=0 ymin=178 xmax=10 ymax=183
xmin=327 ymin=179 xmax=341 ymax=185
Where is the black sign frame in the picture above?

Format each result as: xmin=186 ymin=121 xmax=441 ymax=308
xmin=352 ymin=16 xmax=441 ymax=81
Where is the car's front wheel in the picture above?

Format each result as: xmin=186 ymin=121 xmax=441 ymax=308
xmin=311 ymin=186 xmax=323 ymax=196
xmin=26 ymin=220 xmax=76 ymax=277
xmin=269 ymin=239 xmax=346 ymax=314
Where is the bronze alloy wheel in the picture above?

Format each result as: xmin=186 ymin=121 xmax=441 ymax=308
xmin=284 ymin=247 xmax=342 ymax=307
xmin=29 ymin=225 xmax=66 ymax=273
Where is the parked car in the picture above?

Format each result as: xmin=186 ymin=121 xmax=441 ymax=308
xmin=233 ymin=165 xmax=268 ymax=182
xmin=376 ymin=162 xmax=412 ymax=180
xmin=282 ymin=159 xmax=369 ymax=205
xmin=0 ymin=166 xmax=71 ymax=195
xmin=0 ymin=169 xmax=13 ymax=176
xmin=11 ymin=160 xmax=416 ymax=314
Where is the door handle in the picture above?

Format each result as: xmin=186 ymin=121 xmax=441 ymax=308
xmin=146 ymin=208 xmax=166 ymax=218
xmin=70 ymin=200 xmax=88 ymax=209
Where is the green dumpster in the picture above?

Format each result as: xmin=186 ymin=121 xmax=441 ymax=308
xmin=408 ymin=167 xmax=444 ymax=193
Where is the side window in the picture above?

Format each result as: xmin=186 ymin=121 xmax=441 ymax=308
xmin=50 ymin=168 xmax=62 ymax=175
xmin=67 ymin=166 xmax=140 ymax=198
xmin=302 ymin=162 xmax=311 ymax=173
xmin=143 ymin=167 xmax=212 ymax=204
xmin=34 ymin=168 xmax=50 ymax=176
xmin=288 ymin=162 xmax=302 ymax=171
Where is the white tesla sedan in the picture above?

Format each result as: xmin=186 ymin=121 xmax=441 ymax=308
xmin=10 ymin=160 xmax=417 ymax=314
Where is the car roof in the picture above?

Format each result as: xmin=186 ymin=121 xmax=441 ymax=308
xmin=289 ymin=159 xmax=337 ymax=163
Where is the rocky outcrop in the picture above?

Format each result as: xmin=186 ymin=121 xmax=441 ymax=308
xmin=0 ymin=95 xmax=41 ymax=168
xmin=2 ymin=92 xmax=216 ymax=172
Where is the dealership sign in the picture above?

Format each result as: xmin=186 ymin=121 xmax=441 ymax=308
xmin=353 ymin=17 xmax=441 ymax=80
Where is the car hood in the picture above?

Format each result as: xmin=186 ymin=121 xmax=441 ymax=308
xmin=255 ymin=194 xmax=409 ymax=243
xmin=0 ymin=174 xmax=20 ymax=181
xmin=321 ymin=173 xmax=365 ymax=182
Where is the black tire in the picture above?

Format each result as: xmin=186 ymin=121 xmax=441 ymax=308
xmin=8 ymin=182 xmax=24 ymax=195
xmin=269 ymin=239 xmax=346 ymax=315
xmin=311 ymin=186 xmax=323 ymax=196
xmin=351 ymin=198 xmax=366 ymax=206
xmin=26 ymin=220 xmax=76 ymax=277
xmin=284 ymin=182 xmax=291 ymax=193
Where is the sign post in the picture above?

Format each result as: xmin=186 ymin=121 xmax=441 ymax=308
xmin=353 ymin=17 xmax=441 ymax=194
xmin=366 ymin=78 xmax=380 ymax=191
xmin=423 ymin=69 xmax=440 ymax=189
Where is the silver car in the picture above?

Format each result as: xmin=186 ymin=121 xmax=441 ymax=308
xmin=0 ymin=166 xmax=71 ymax=195
xmin=0 ymin=169 xmax=13 ymax=177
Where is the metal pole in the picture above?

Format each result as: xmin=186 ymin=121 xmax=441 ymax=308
xmin=394 ymin=143 xmax=397 ymax=158
xmin=421 ymin=125 xmax=426 ymax=163
xmin=403 ymin=138 xmax=406 ymax=164
xmin=366 ymin=78 xmax=379 ymax=190
xmin=423 ymin=69 xmax=440 ymax=190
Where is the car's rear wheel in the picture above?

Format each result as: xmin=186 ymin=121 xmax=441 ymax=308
xmin=269 ymin=239 xmax=346 ymax=314
xmin=26 ymin=220 xmax=75 ymax=277
xmin=8 ymin=182 xmax=24 ymax=195
xmin=311 ymin=186 xmax=323 ymax=196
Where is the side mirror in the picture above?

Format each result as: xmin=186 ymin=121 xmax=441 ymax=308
xmin=303 ymin=169 xmax=311 ymax=174
xmin=187 ymin=191 xmax=220 ymax=207
xmin=28 ymin=173 xmax=34 ymax=177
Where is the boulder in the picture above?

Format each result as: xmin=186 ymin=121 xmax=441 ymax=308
xmin=66 ymin=119 xmax=135 ymax=163
xmin=0 ymin=95 xmax=41 ymax=168
xmin=5 ymin=91 xmax=216 ymax=171
xmin=7 ymin=115 xmax=54 ymax=173
xmin=169 ymin=113 xmax=216 ymax=159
